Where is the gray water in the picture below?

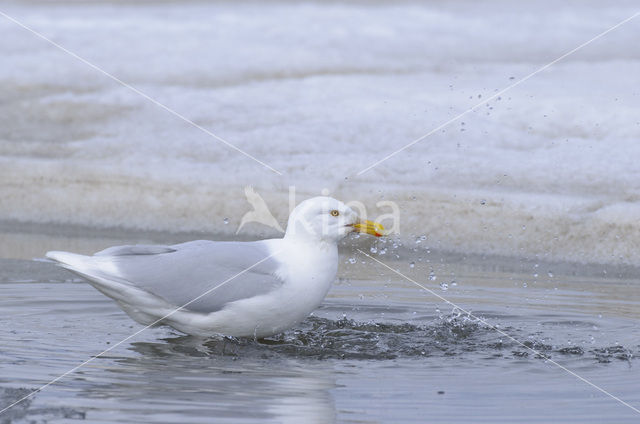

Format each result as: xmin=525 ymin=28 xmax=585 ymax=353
xmin=1 ymin=225 xmax=639 ymax=423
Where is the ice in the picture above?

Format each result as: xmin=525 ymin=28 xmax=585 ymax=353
xmin=0 ymin=0 xmax=639 ymax=265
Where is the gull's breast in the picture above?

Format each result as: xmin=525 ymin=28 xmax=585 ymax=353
xmin=212 ymin=239 xmax=339 ymax=337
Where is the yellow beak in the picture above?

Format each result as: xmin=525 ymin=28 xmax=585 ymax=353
xmin=352 ymin=219 xmax=387 ymax=237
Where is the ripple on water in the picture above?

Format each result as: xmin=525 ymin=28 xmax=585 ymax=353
xmin=0 ymin=387 xmax=85 ymax=424
xmin=129 ymin=316 xmax=636 ymax=365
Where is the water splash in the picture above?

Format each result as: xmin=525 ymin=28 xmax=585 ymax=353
xmin=133 ymin=316 xmax=638 ymax=363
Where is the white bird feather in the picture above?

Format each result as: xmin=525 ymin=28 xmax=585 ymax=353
xmin=46 ymin=197 xmax=384 ymax=338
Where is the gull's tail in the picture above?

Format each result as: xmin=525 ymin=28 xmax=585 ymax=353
xmin=46 ymin=250 xmax=128 ymax=298
xmin=46 ymin=251 xmax=94 ymax=274
xmin=45 ymin=250 xmax=166 ymax=326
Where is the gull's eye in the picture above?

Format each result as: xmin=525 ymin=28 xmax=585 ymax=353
xmin=330 ymin=210 xmax=340 ymax=217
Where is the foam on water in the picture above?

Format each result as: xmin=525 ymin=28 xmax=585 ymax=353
xmin=1 ymin=0 xmax=639 ymax=265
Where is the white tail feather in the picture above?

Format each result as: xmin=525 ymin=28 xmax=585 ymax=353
xmin=45 ymin=250 xmax=173 ymax=325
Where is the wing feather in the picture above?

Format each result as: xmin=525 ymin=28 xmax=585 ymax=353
xmin=95 ymin=245 xmax=177 ymax=256
xmin=59 ymin=240 xmax=284 ymax=314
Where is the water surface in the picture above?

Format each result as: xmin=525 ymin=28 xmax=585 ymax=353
xmin=1 ymin=229 xmax=639 ymax=423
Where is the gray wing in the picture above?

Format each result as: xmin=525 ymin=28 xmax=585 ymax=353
xmin=96 ymin=245 xmax=177 ymax=256
xmin=95 ymin=240 xmax=283 ymax=313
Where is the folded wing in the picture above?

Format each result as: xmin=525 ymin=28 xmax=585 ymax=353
xmin=47 ymin=240 xmax=284 ymax=314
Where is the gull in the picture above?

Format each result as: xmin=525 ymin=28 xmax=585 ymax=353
xmin=46 ymin=197 xmax=386 ymax=338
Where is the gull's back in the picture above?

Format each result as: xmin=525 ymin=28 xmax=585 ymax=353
xmin=46 ymin=240 xmax=285 ymax=315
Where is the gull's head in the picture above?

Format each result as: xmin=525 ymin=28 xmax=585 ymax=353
xmin=285 ymin=196 xmax=386 ymax=243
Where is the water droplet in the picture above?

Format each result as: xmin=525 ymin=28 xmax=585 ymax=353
xmin=440 ymin=282 xmax=448 ymax=291
xmin=348 ymin=257 xmax=357 ymax=264
xmin=409 ymin=261 xmax=415 ymax=268
xmin=223 ymin=218 xmax=229 ymax=225
xmin=429 ymin=270 xmax=437 ymax=281
xmin=370 ymin=247 xmax=377 ymax=254
xmin=522 ymin=282 xmax=528 ymax=288
xmin=480 ymin=199 xmax=486 ymax=205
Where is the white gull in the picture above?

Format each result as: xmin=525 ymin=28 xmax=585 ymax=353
xmin=46 ymin=196 xmax=385 ymax=338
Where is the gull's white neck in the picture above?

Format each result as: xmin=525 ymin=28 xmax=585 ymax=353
xmin=283 ymin=215 xmax=336 ymax=246
xmin=283 ymin=232 xmax=337 ymax=251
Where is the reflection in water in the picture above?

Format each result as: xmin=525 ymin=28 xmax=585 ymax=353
xmin=77 ymin=314 xmax=638 ymax=422
xmin=78 ymin=335 xmax=338 ymax=423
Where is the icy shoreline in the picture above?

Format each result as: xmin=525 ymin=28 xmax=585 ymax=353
xmin=1 ymin=0 xmax=639 ymax=265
